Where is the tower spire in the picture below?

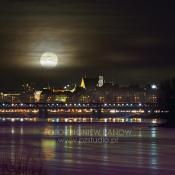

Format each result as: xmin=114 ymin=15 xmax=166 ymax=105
xmin=84 ymin=72 xmax=87 ymax=78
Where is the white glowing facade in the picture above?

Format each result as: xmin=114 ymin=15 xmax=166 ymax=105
xmin=98 ymin=75 xmax=104 ymax=87
xmin=151 ymin=84 xmax=158 ymax=89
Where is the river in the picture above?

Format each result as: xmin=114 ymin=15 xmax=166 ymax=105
xmin=0 ymin=122 xmax=175 ymax=175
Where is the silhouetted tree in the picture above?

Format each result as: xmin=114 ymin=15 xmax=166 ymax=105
xmin=159 ymin=78 xmax=175 ymax=127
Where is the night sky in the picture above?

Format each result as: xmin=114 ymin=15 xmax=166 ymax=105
xmin=0 ymin=0 xmax=175 ymax=89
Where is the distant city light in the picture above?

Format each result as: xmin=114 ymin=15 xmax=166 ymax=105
xmin=151 ymin=84 xmax=157 ymax=89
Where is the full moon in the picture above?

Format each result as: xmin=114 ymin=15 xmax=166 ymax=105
xmin=40 ymin=52 xmax=58 ymax=68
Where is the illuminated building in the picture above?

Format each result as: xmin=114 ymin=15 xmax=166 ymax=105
xmin=34 ymin=91 xmax=42 ymax=102
xmin=40 ymin=88 xmax=54 ymax=102
xmin=98 ymin=75 xmax=104 ymax=87
xmin=55 ymin=92 xmax=70 ymax=103
xmin=3 ymin=92 xmax=21 ymax=103
xmin=80 ymin=78 xmax=86 ymax=89
xmin=0 ymin=77 xmax=159 ymax=104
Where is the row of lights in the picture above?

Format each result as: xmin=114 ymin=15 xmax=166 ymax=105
xmin=0 ymin=109 xmax=39 ymax=113
xmin=48 ymin=109 xmax=92 ymax=113
xmin=47 ymin=117 xmax=142 ymax=123
xmin=0 ymin=102 xmax=152 ymax=108
xmin=0 ymin=117 xmax=159 ymax=124
xmin=110 ymin=109 xmax=145 ymax=113
xmin=0 ymin=118 xmax=37 ymax=122
xmin=0 ymin=108 xmax=168 ymax=114
xmin=1 ymin=103 xmax=35 ymax=107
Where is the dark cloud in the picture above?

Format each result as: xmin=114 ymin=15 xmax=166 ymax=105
xmin=0 ymin=0 xmax=175 ymax=88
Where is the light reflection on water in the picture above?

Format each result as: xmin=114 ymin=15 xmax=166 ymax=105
xmin=42 ymin=139 xmax=56 ymax=160
xmin=151 ymin=128 xmax=157 ymax=138
xmin=0 ymin=123 xmax=175 ymax=175
xmin=149 ymin=143 xmax=158 ymax=170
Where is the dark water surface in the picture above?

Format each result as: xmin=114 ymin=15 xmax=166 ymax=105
xmin=0 ymin=122 xmax=175 ymax=175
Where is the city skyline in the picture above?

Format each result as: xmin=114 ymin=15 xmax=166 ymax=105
xmin=0 ymin=73 xmax=159 ymax=91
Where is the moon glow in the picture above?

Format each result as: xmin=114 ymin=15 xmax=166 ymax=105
xmin=40 ymin=52 xmax=58 ymax=68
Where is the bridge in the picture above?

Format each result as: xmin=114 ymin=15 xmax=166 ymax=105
xmin=0 ymin=102 xmax=165 ymax=118
xmin=0 ymin=102 xmax=160 ymax=109
xmin=0 ymin=102 xmax=161 ymax=112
